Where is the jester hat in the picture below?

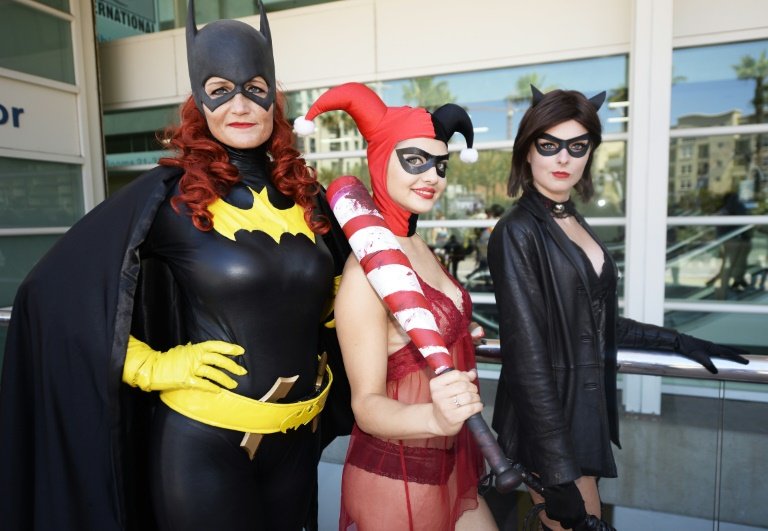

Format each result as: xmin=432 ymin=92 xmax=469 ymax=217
xmin=295 ymin=83 xmax=477 ymax=236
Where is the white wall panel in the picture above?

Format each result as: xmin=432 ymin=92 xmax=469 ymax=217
xmin=674 ymin=0 xmax=768 ymax=39
xmin=99 ymin=0 xmax=768 ymax=110
xmin=268 ymin=0 xmax=377 ymax=89
xmin=0 ymin=76 xmax=79 ymax=157
xmin=375 ymin=0 xmax=631 ymax=78
xmin=101 ymin=0 xmax=379 ymax=108
xmin=100 ymin=32 xmax=182 ymax=108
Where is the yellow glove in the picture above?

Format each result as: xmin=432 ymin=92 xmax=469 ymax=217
xmin=123 ymin=336 xmax=247 ymax=393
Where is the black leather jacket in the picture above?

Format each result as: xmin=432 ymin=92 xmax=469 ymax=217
xmin=488 ymin=192 xmax=678 ymax=487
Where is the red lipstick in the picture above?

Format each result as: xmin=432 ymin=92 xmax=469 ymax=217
xmin=552 ymin=171 xmax=570 ymax=179
xmin=413 ymin=187 xmax=436 ymax=199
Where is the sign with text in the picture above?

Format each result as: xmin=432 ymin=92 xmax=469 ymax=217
xmin=0 ymin=76 xmax=80 ymax=157
xmin=96 ymin=0 xmax=158 ymax=42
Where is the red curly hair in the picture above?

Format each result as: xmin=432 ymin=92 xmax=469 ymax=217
xmin=159 ymin=93 xmax=329 ymax=234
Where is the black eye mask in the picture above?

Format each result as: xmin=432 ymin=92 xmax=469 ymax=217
xmin=395 ymin=147 xmax=450 ymax=178
xmin=204 ymin=82 xmax=271 ymax=112
xmin=534 ymin=133 xmax=591 ymax=158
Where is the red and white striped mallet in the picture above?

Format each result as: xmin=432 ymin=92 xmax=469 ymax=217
xmin=327 ymin=175 xmax=524 ymax=493
xmin=327 ymin=175 xmax=453 ymax=374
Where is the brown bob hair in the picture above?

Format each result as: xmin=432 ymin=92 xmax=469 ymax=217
xmin=507 ymin=89 xmax=603 ymax=202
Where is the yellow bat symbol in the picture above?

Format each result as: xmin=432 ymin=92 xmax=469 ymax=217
xmin=209 ymin=186 xmax=314 ymax=244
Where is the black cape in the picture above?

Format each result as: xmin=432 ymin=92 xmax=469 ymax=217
xmin=0 ymin=166 xmax=352 ymax=530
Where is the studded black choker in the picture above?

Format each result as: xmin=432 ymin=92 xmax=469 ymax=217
xmin=533 ymin=189 xmax=577 ymax=219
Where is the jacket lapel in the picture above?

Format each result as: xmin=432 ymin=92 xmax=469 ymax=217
xmin=519 ymin=192 xmax=592 ymax=292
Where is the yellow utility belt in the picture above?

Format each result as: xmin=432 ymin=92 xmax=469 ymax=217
xmin=160 ymin=365 xmax=332 ymax=434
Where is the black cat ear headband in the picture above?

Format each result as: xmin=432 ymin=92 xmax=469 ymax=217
xmin=528 ymin=85 xmax=606 ymax=157
xmin=530 ymin=84 xmax=606 ymax=110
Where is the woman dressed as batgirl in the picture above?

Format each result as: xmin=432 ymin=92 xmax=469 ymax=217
xmin=0 ymin=1 xmax=351 ymax=530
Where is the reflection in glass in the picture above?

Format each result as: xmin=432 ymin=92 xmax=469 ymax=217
xmin=664 ymin=307 xmax=766 ymax=356
xmin=574 ymin=140 xmax=627 ymax=217
xmin=305 ymin=142 xmax=627 ymax=225
xmin=103 ymin=106 xmax=178 ymax=152
xmin=0 ymin=3 xmax=75 ymax=84
xmin=665 ymin=224 xmax=767 ymax=305
xmin=308 ymin=156 xmax=369 ymax=191
xmin=672 ymin=40 xmax=768 ymax=128
xmin=149 ymin=0 xmax=336 ymax=34
xmin=380 ymin=56 xmax=628 ymax=140
xmin=668 ymin=133 xmax=767 ymax=216
xmin=287 ymin=55 xmax=628 ymax=149
xmin=0 ymin=158 xmax=83 ymax=228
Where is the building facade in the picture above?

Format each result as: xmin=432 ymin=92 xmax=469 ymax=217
xmin=1 ymin=0 xmax=768 ymax=527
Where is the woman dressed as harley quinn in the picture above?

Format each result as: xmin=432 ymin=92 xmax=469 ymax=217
xmin=0 ymin=1 xmax=350 ymax=530
xmin=297 ymin=83 xmax=497 ymax=531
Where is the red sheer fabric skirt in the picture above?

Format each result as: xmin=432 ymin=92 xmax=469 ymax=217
xmin=339 ymin=277 xmax=485 ymax=531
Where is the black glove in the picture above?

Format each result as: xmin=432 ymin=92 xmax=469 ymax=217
xmin=676 ymin=333 xmax=750 ymax=374
xmin=574 ymin=515 xmax=616 ymax=531
xmin=542 ymin=481 xmax=587 ymax=529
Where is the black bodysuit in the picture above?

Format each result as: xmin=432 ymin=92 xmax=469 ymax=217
xmin=140 ymin=147 xmax=334 ymax=531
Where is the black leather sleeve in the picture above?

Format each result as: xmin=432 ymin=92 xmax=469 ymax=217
xmin=488 ymin=217 xmax=581 ymax=486
xmin=615 ymin=317 xmax=679 ymax=352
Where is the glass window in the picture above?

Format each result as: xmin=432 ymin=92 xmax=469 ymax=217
xmin=381 ymin=56 xmax=628 ymax=141
xmin=672 ymin=40 xmax=768 ymax=128
xmin=103 ymin=105 xmax=178 ymax=138
xmin=0 ymin=3 xmax=75 ymax=84
xmin=95 ymin=0 xmax=337 ymax=39
xmin=0 ymin=235 xmax=62 ymax=307
xmin=103 ymin=105 xmax=178 ymax=189
xmin=575 ymin=141 xmax=627 ymax=217
xmin=664 ymin=308 xmax=766 ymax=354
xmin=308 ymin=156 xmax=369 ymax=191
xmin=36 ymin=0 xmax=70 ymax=12
xmin=665 ymin=223 xmax=766 ymax=304
xmin=290 ymin=55 xmax=628 ymax=149
xmin=0 ymin=157 xmax=83 ymax=228
xmin=668 ymin=133 xmax=767 ymax=216
xmin=96 ymin=0 xmax=159 ymax=42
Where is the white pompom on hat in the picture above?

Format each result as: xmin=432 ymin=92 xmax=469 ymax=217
xmin=460 ymin=147 xmax=479 ymax=163
xmin=430 ymin=103 xmax=477 ymax=164
xmin=293 ymin=115 xmax=316 ymax=136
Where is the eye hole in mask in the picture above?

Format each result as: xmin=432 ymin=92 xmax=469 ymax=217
xmin=534 ymin=133 xmax=591 ymax=158
xmin=203 ymin=77 xmax=272 ymax=112
xmin=395 ymin=147 xmax=450 ymax=178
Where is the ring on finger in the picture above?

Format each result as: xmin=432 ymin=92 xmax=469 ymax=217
xmin=452 ymin=395 xmax=461 ymax=408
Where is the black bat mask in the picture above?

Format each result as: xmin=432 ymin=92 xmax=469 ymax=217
xmin=186 ymin=0 xmax=275 ymax=114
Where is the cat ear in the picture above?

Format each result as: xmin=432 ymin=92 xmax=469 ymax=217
xmin=589 ymin=91 xmax=607 ymax=111
xmin=530 ymin=84 xmax=545 ymax=105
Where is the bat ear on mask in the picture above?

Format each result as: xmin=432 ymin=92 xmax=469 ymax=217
xmin=186 ymin=0 xmax=276 ymax=114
